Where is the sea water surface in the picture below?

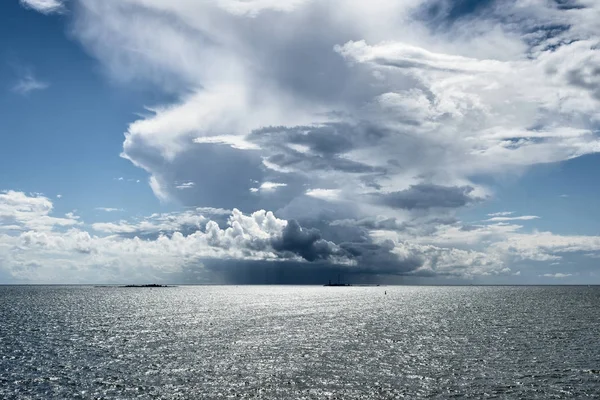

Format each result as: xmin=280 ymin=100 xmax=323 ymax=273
xmin=1 ymin=285 xmax=599 ymax=399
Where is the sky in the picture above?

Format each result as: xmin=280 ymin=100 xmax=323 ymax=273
xmin=1 ymin=0 xmax=600 ymax=284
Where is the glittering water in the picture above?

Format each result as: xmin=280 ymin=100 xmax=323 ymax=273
xmin=1 ymin=285 xmax=599 ymax=399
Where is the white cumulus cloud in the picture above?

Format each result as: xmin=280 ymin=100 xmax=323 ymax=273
xmin=0 ymin=191 xmax=80 ymax=232
xmin=19 ymin=0 xmax=65 ymax=14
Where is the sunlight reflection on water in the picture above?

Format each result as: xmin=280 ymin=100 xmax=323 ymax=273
xmin=1 ymin=285 xmax=599 ymax=399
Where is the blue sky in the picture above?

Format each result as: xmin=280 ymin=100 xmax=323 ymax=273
xmin=0 ymin=0 xmax=172 ymax=219
xmin=1 ymin=0 xmax=600 ymax=284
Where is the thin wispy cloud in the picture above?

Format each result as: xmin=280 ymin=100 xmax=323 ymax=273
xmin=19 ymin=0 xmax=65 ymax=14
xmin=541 ymin=273 xmax=572 ymax=279
xmin=175 ymin=182 xmax=195 ymax=190
xmin=95 ymin=207 xmax=125 ymax=212
xmin=12 ymin=72 xmax=48 ymax=95
xmin=112 ymin=177 xmax=141 ymax=183
xmin=485 ymin=215 xmax=540 ymax=222
xmin=487 ymin=211 xmax=514 ymax=217
xmin=249 ymin=182 xmax=287 ymax=193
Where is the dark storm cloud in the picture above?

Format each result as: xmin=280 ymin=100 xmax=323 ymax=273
xmin=96 ymin=211 xmax=432 ymax=282
xmin=193 ymin=229 xmax=454 ymax=285
xmin=370 ymin=183 xmax=479 ymax=210
xmin=198 ymin=255 xmax=423 ymax=285
xmin=196 ymin=259 xmax=355 ymax=285
xmin=264 ymin=152 xmax=379 ymax=174
xmin=268 ymin=218 xmax=433 ymax=278
xmin=249 ymin=123 xmax=388 ymax=175
xmin=250 ymin=123 xmax=387 ymax=154
xmin=271 ymin=219 xmax=342 ymax=262
xmin=339 ymin=240 xmax=423 ymax=273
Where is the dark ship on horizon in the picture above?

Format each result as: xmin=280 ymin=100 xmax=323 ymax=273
xmin=323 ymin=275 xmax=352 ymax=287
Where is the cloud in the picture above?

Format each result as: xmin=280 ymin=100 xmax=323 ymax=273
xmin=541 ymin=273 xmax=572 ymax=279
xmin=371 ymin=184 xmax=481 ymax=210
xmin=484 ymin=215 xmax=540 ymax=222
xmin=250 ymin=182 xmax=288 ymax=193
xmin=260 ymin=182 xmax=287 ymax=191
xmin=175 ymin=182 xmax=195 ymax=190
xmin=0 ymin=198 xmax=348 ymax=282
xmin=194 ymin=135 xmax=260 ymax=150
xmin=216 ymin=0 xmax=311 ymax=17
xmin=148 ymin=176 xmax=170 ymax=202
xmin=5 ymin=191 xmax=600 ymax=283
xmin=195 ymin=207 xmax=232 ymax=215
xmin=271 ymin=219 xmax=342 ymax=262
xmin=492 ymin=231 xmax=600 ymax=262
xmin=0 ymin=191 xmax=515 ymax=283
xmin=305 ymin=188 xmax=341 ymax=201
xmin=334 ymin=39 xmax=507 ymax=73
xmin=95 ymin=207 xmax=124 ymax=212
xmin=57 ymin=0 xmax=600 ymax=221
xmin=19 ymin=0 xmax=65 ymax=14
xmin=11 ymin=0 xmax=600 ymax=283
xmin=91 ymin=209 xmax=208 ymax=236
xmin=12 ymin=72 xmax=49 ymax=95
xmin=0 ymin=191 xmax=80 ymax=232
xmin=487 ymin=211 xmax=513 ymax=217
xmin=56 ymin=194 xmax=62 ymax=199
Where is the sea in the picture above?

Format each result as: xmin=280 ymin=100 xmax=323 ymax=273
xmin=1 ymin=285 xmax=599 ymax=399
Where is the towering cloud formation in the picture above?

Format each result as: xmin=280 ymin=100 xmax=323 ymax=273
xmin=65 ymin=0 xmax=600 ymax=214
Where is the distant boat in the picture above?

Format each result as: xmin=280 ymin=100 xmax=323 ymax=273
xmin=323 ymin=275 xmax=352 ymax=287
xmin=122 ymin=284 xmax=170 ymax=288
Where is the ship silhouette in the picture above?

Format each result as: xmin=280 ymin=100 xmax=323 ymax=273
xmin=323 ymin=274 xmax=352 ymax=287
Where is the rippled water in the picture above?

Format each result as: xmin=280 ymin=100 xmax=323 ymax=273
xmin=1 ymin=285 xmax=599 ymax=399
